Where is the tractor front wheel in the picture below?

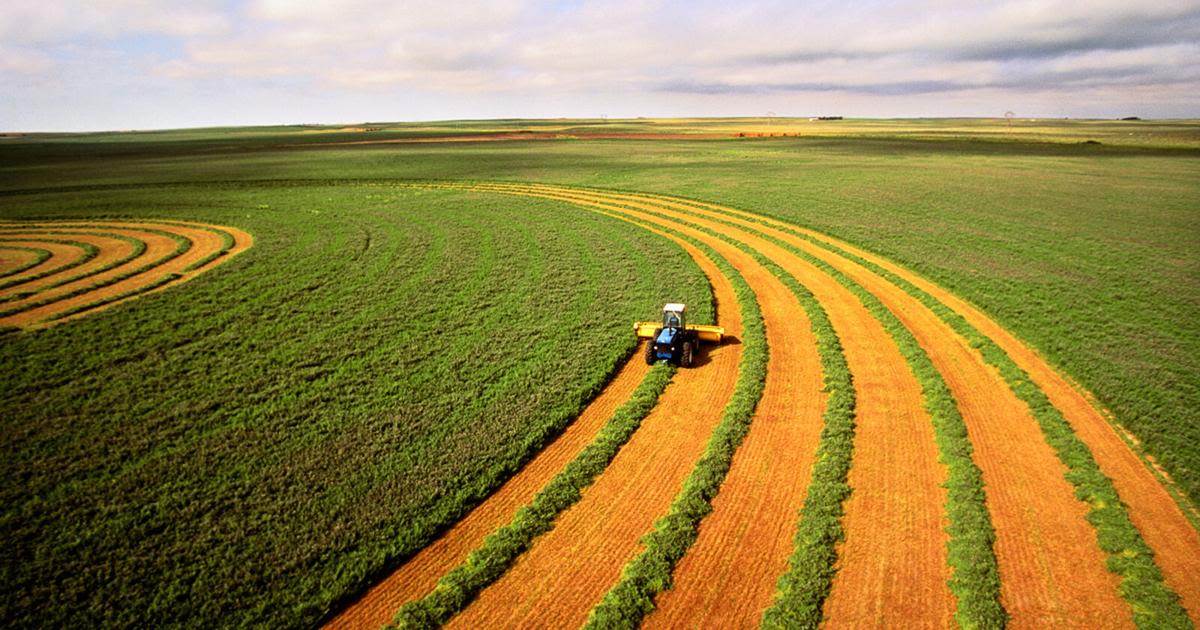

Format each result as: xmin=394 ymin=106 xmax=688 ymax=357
xmin=681 ymin=341 xmax=695 ymax=368
xmin=644 ymin=340 xmax=656 ymax=365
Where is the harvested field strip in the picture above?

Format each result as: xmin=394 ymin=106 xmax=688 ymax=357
xmin=581 ymin=207 xmax=771 ymax=628
xmin=566 ymin=190 xmax=1000 ymax=625
xmin=443 ymin=216 xmax=743 ymax=629
xmin=0 ymin=221 xmax=250 ymax=329
xmin=0 ymin=232 xmax=145 ymax=302
xmin=472 ymin=184 xmax=964 ymax=625
xmin=0 ymin=239 xmax=97 ymax=292
xmin=0 ymin=228 xmax=191 ymax=320
xmin=795 ymin=239 xmax=1195 ymax=627
xmin=632 ymin=187 xmax=1195 ymax=624
xmin=0 ymin=246 xmax=51 ymax=279
xmin=619 ymin=192 xmax=1171 ymax=624
xmin=325 ymin=357 xmax=655 ymax=630
xmin=621 ymin=211 xmax=845 ymax=627
xmin=786 ymin=230 xmax=1200 ymax=622
xmin=391 ymin=361 xmax=677 ymax=628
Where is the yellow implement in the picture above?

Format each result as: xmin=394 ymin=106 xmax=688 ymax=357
xmin=633 ymin=321 xmax=724 ymax=343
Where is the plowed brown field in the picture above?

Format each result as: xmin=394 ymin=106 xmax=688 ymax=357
xmin=0 ymin=220 xmax=251 ymax=328
xmin=328 ymin=182 xmax=1197 ymax=629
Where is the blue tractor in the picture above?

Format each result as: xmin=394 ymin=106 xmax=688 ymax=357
xmin=633 ymin=303 xmax=724 ymax=368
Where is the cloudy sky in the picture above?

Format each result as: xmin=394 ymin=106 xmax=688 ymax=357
xmin=3 ymin=0 xmax=1198 ymax=131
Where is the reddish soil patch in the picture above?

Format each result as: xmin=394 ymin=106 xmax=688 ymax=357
xmin=324 ymin=356 xmax=652 ymax=629
xmin=0 ymin=239 xmax=94 ymax=286
xmin=446 ymin=214 xmax=743 ymax=629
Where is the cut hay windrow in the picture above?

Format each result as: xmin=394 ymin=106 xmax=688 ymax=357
xmin=622 ymin=188 xmax=1193 ymax=626
xmin=0 ymin=220 xmax=251 ymax=329
xmin=0 ymin=246 xmax=52 ymax=280
xmin=795 ymin=235 xmax=1192 ymax=628
xmin=0 ymin=238 xmax=99 ymax=292
xmin=574 ymin=190 xmax=1004 ymax=627
xmin=389 ymin=361 xmax=677 ymax=629
xmin=0 ymin=231 xmax=146 ymax=302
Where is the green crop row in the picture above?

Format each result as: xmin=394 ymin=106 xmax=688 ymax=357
xmin=0 ymin=246 xmax=52 ymax=280
xmin=390 ymin=361 xmax=677 ymax=629
xmin=583 ymin=207 xmax=768 ymax=629
xmin=0 ymin=238 xmax=99 ymax=293
xmin=0 ymin=228 xmax=185 ymax=319
xmin=742 ymin=213 xmax=1190 ymax=628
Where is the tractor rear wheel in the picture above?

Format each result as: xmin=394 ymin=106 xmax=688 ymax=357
xmin=681 ymin=341 xmax=694 ymax=368
xmin=644 ymin=340 xmax=656 ymax=365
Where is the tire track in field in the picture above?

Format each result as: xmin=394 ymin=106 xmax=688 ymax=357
xmin=612 ymin=191 xmax=1136 ymax=627
xmin=324 ymin=357 xmax=652 ymax=629
xmin=445 ymin=228 xmax=744 ymax=629
xmin=0 ymin=220 xmax=251 ymax=328
xmin=494 ymin=185 xmax=954 ymax=627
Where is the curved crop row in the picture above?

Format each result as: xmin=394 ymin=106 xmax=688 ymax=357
xmin=580 ymin=211 xmax=768 ymax=628
xmin=626 ymin=188 xmax=1194 ymax=625
xmin=0 ymin=246 xmax=52 ymax=280
xmin=391 ymin=361 xmax=677 ymax=628
xmin=0 ymin=220 xmax=251 ymax=329
xmin=408 ymin=182 xmax=1194 ymax=628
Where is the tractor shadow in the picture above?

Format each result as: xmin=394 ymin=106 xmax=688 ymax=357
xmin=692 ymin=334 xmax=739 ymax=368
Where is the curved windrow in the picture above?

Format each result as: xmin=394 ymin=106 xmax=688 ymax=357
xmin=0 ymin=220 xmax=252 ymax=329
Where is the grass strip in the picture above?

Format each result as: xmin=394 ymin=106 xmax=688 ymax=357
xmin=647 ymin=191 xmax=1186 ymax=629
xmin=0 ymin=246 xmax=52 ymax=280
xmin=0 ymin=239 xmax=98 ymax=293
xmin=574 ymin=206 xmax=769 ymax=628
xmin=389 ymin=360 xmax=677 ymax=629
xmin=0 ymin=229 xmax=190 ymax=320
xmin=801 ymin=236 xmax=1191 ymax=628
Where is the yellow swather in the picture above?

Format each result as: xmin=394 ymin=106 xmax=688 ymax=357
xmin=633 ymin=303 xmax=724 ymax=343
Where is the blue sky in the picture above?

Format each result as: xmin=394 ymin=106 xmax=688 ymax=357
xmin=3 ymin=0 xmax=1198 ymax=131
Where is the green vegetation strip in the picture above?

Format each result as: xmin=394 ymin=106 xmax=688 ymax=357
xmin=390 ymin=361 xmax=677 ymax=629
xmin=0 ymin=239 xmax=98 ymax=293
xmin=0 ymin=229 xmax=190 ymax=320
xmin=656 ymin=194 xmax=1187 ymax=628
xmin=0 ymin=246 xmax=52 ymax=280
xmin=0 ymin=232 xmax=146 ymax=303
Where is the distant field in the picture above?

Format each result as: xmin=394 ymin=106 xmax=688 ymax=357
xmin=1 ymin=119 xmax=1197 ymax=627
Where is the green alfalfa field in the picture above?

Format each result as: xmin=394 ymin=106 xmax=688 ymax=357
xmin=1 ymin=118 xmax=1198 ymax=627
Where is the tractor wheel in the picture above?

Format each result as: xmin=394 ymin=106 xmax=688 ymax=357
xmin=644 ymin=340 xmax=656 ymax=365
xmin=681 ymin=341 xmax=695 ymax=368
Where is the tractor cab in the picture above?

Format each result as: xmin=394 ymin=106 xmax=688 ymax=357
xmin=661 ymin=303 xmax=686 ymax=330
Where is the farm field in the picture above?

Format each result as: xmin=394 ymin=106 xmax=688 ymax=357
xmin=1 ymin=118 xmax=1198 ymax=628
